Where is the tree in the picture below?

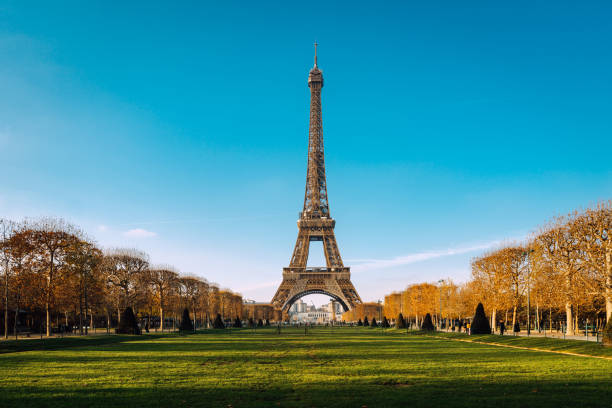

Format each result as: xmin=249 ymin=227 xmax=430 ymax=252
xmin=421 ymin=313 xmax=434 ymax=331
xmin=357 ymin=318 xmax=363 ymax=326
xmin=536 ymin=217 xmax=584 ymax=335
xmin=396 ymin=313 xmax=406 ymax=329
xmin=257 ymin=319 xmax=263 ymax=327
xmin=0 ymin=219 xmax=15 ymax=339
xmin=382 ymin=316 xmax=390 ymax=328
xmin=116 ymin=307 xmax=141 ymax=334
xmin=471 ymin=303 xmax=491 ymax=334
xmin=371 ymin=318 xmax=377 ymax=327
xmin=147 ymin=266 xmax=179 ymax=331
xmin=576 ymin=202 xmax=612 ymax=321
xmin=103 ymin=248 xmax=149 ymax=323
xmin=234 ymin=316 xmax=242 ymax=328
xmin=64 ymin=239 xmax=103 ymax=335
xmin=179 ymin=308 xmax=194 ymax=332
xmin=603 ymin=316 xmax=612 ymax=347
xmin=363 ymin=316 xmax=369 ymax=326
xmin=213 ymin=313 xmax=225 ymax=329
xmin=24 ymin=218 xmax=82 ymax=336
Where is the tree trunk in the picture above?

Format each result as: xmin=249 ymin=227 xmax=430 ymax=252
xmin=4 ymin=259 xmax=8 ymax=339
xmin=14 ymin=305 xmax=18 ymax=340
xmin=549 ymin=307 xmax=552 ymax=334
xmin=160 ymin=306 xmax=164 ymax=332
xmin=491 ymin=309 xmax=497 ymax=333
xmin=565 ymin=302 xmax=574 ymax=335
xmin=605 ymin=249 xmax=611 ymax=322
xmin=79 ymin=292 xmax=84 ymax=336
xmin=46 ymin=302 xmax=50 ymax=337
xmin=512 ymin=306 xmax=517 ymax=331
xmin=535 ymin=303 xmax=540 ymax=331
xmin=84 ymin=278 xmax=89 ymax=336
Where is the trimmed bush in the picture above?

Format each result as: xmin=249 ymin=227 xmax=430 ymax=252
xmin=257 ymin=319 xmax=263 ymax=327
xmin=513 ymin=321 xmax=520 ymax=333
xmin=213 ymin=313 xmax=225 ymax=329
xmin=371 ymin=318 xmax=378 ymax=327
xmin=234 ymin=317 xmax=242 ymax=328
xmin=116 ymin=307 xmax=141 ymax=335
xmin=363 ymin=316 xmax=369 ymax=327
xmin=421 ymin=313 xmax=435 ymax=331
xmin=179 ymin=308 xmax=194 ymax=332
xmin=396 ymin=313 xmax=406 ymax=329
xmin=357 ymin=318 xmax=363 ymax=326
xmin=603 ymin=317 xmax=612 ymax=347
xmin=248 ymin=317 xmax=255 ymax=328
xmin=382 ymin=316 xmax=390 ymax=328
xmin=265 ymin=319 xmax=270 ymax=327
xmin=471 ymin=303 xmax=491 ymax=334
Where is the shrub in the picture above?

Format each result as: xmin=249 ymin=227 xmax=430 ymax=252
xmin=248 ymin=317 xmax=255 ymax=328
xmin=257 ymin=319 xmax=263 ymax=327
xmin=371 ymin=318 xmax=378 ymax=327
xmin=471 ymin=303 xmax=491 ymax=334
xmin=421 ymin=313 xmax=435 ymax=331
xmin=603 ymin=317 xmax=612 ymax=347
xmin=357 ymin=318 xmax=363 ymax=326
xmin=116 ymin=307 xmax=141 ymax=335
xmin=363 ymin=316 xmax=369 ymax=326
xmin=396 ymin=313 xmax=406 ymax=329
xmin=179 ymin=308 xmax=194 ymax=332
xmin=234 ymin=317 xmax=242 ymax=328
xmin=513 ymin=321 xmax=520 ymax=333
xmin=382 ymin=316 xmax=390 ymax=328
xmin=213 ymin=313 xmax=225 ymax=329
xmin=265 ymin=319 xmax=270 ymax=327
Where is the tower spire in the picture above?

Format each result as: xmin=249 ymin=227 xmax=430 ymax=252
xmin=314 ymin=41 xmax=318 ymax=67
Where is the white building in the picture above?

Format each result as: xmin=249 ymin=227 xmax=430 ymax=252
xmin=288 ymin=299 xmax=343 ymax=324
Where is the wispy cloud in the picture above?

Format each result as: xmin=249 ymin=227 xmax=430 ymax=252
xmin=123 ymin=228 xmax=157 ymax=238
xmin=97 ymin=224 xmax=108 ymax=232
xmin=350 ymin=240 xmax=505 ymax=272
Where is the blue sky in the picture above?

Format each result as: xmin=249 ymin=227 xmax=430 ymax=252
xmin=1 ymin=1 xmax=610 ymax=304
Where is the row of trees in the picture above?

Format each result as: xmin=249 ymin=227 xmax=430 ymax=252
xmin=383 ymin=202 xmax=611 ymax=334
xmin=0 ymin=217 xmax=243 ymax=338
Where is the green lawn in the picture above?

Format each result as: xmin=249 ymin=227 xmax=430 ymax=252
xmin=1 ymin=327 xmax=611 ymax=407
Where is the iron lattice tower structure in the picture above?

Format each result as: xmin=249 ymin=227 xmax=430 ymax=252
xmin=271 ymin=44 xmax=362 ymax=312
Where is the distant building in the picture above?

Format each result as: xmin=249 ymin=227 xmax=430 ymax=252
xmin=288 ymin=299 xmax=343 ymax=324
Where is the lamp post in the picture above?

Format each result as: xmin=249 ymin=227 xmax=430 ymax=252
xmin=438 ymin=279 xmax=444 ymax=330
xmin=523 ymin=248 xmax=534 ymax=336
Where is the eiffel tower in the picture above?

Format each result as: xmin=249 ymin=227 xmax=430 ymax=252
xmin=271 ymin=44 xmax=362 ymax=312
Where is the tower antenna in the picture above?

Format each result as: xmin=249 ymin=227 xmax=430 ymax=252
xmin=314 ymin=41 xmax=318 ymax=67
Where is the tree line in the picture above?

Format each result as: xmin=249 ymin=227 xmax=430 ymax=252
xmin=383 ymin=201 xmax=611 ymax=333
xmin=0 ymin=217 xmax=243 ymax=339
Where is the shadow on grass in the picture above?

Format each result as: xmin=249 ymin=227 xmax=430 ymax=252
xmin=0 ymin=333 xmax=174 ymax=354
xmin=1 ymin=377 xmax=611 ymax=408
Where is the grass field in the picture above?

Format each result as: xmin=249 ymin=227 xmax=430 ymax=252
xmin=1 ymin=327 xmax=611 ymax=407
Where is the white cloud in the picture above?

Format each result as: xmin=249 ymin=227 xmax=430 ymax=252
xmin=349 ymin=240 xmax=505 ymax=273
xmin=123 ymin=228 xmax=157 ymax=238
xmin=97 ymin=224 xmax=108 ymax=232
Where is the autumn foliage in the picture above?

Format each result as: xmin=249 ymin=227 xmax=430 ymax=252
xmin=0 ymin=217 xmax=244 ymax=338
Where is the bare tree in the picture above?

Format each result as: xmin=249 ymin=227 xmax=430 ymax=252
xmin=575 ymin=201 xmax=612 ymax=321
xmin=147 ymin=265 xmax=179 ymax=331
xmin=103 ymin=248 xmax=149 ymax=322
xmin=0 ymin=219 xmax=16 ymax=339
xmin=23 ymin=218 xmax=82 ymax=337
